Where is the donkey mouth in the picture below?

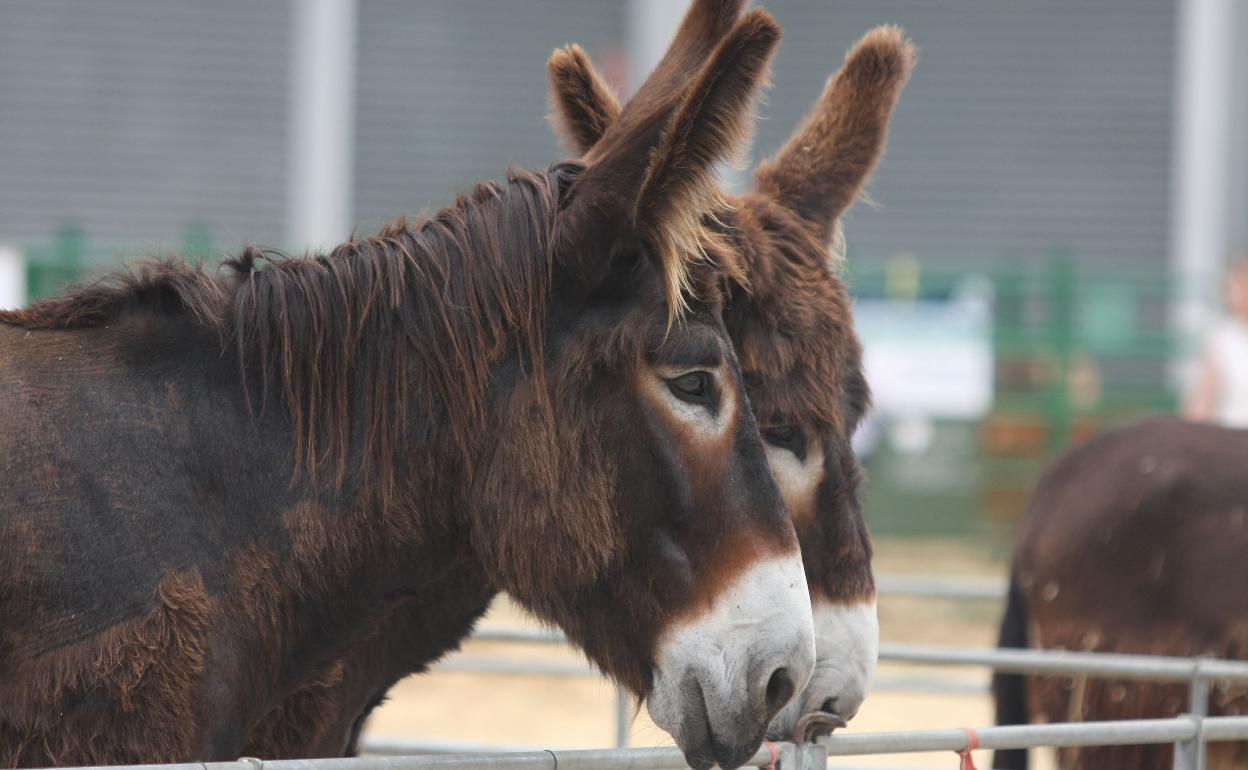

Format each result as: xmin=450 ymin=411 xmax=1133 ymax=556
xmin=786 ymin=708 xmax=847 ymax=743
xmin=676 ymin=675 xmax=771 ymax=770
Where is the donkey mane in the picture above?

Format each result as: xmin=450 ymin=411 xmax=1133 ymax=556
xmin=1 ymin=168 xmax=565 ymax=502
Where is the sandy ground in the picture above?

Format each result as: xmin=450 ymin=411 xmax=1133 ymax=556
xmin=362 ymin=538 xmax=1056 ymax=769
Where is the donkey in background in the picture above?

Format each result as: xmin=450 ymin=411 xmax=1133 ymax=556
xmin=0 ymin=7 xmax=812 ymax=769
xmin=993 ymin=418 xmax=1248 ymax=770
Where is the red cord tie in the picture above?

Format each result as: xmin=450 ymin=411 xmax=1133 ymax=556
xmin=957 ymin=728 xmax=979 ymax=770
xmin=762 ymin=740 xmax=779 ymax=770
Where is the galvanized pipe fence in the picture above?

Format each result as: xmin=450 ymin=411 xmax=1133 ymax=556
xmin=394 ymin=572 xmax=1248 ymax=769
xmin=42 ymin=717 xmax=1248 ymax=770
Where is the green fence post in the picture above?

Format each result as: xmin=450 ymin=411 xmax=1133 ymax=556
xmin=1045 ymin=250 xmax=1076 ymax=456
xmin=26 ymin=222 xmax=87 ymax=302
xmin=181 ymin=220 xmax=215 ymax=263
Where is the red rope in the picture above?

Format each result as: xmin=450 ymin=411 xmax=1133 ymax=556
xmin=762 ymin=740 xmax=779 ymax=770
xmin=956 ymin=728 xmax=979 ymax=770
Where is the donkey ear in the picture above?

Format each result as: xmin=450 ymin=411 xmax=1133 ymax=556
xmin=548 ymin=45 xmax=621 ymax=156
xmin=753 ymin=26 xmax=915 ymax=241
xmin=630 ymin=10 xmax=780 ymax=310
xmin=548 ymin=0 xmax=743 ymax=157
xmin=551 ymin=0 xmax=756 ymax=304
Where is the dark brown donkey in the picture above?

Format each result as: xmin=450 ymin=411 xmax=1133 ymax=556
xmin=993 ymin=417 xmax=1248 ymax=770
xmin=231 ymin=9 xmax=915 ymax=763
xmin=0 ymin=9 xmax=815 ymax=769
xmin=547 ymin=24 xmax=915 ymax=740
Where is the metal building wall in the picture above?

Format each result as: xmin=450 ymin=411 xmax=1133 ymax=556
xmin=0 ymin=0 xmax=291 ymax=248
xmin=351 ymin=0 xmax=624 ymax=232
xmin=753 ymin=0 xmax=1177 ymax=271
xmin=0 ymin=0 xmax=1185 ymax=273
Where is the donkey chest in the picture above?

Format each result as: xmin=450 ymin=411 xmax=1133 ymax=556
xmin=240 ymin=561 xmax=496 ymax=759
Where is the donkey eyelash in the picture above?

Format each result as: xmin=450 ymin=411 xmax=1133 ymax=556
xmin=763 ymin=425 xmax=807 ymax=461
xmin=666 ymin=371 xmax=714 ymax=406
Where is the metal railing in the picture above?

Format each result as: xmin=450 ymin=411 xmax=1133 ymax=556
xmin=398 ymin=637 xmax=1248 ymax=769
xmin=433 ymin=573 xmax=1248 ymax=754
xmin=51 ymin=717 xmax=1248 ymax=770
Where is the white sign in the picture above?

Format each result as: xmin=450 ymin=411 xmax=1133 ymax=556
xmin=854 ymin=297 xmax=994 ymax=419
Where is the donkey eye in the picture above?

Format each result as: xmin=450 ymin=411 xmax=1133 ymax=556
xmin=763 ymin=425 xmax=807 ymax=461
xmin=667 ymin=371 xmax=712 ymax=404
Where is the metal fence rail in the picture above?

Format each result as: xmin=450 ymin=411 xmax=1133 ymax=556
xmin=873 ymin=574 xmax=1005 ymax=601
xmin=464 ymin=633 xmax=1248 ymax=684
xmin=876 ymin=644 xmax=1248 ymax=682
xmin=453 ymin=605 xmax=1248 ymax=753
xmin=47 ymin=717 xmax=1248 ymax=770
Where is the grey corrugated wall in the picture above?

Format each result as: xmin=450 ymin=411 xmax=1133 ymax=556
xmin=351 ymin=0 xmax=625 ymax=232
xmin=753 ymin=0 xmax=1177 ymax=272
xmin=753 ymin=0 xmax=1173 ymax=270
xmin=0 ymin=0 xmax=291 ymax=248
xmin=351 ymin=1 xmax=1179 ymax=271
xmin=0 ymin=0 xmax=1184 ymax=273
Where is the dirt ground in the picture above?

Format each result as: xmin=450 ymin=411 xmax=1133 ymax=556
xmin=362 ymin=538 xmax=1056 ymax=769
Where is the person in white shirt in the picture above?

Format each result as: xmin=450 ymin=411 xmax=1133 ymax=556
xmin=1185 ymin=258 xmax=1248 ymax=427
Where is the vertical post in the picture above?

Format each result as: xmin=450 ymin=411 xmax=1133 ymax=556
xmin=625 ymin=0 xmax=686 ymax=98
xmin=1189 ymin=666 xmax=1211 ymax=718
xmin=287 ymin=0 xmax=358 ymax=253
xmin=181 ymin=221 xmax=215 ymax=263
xmin=1169 ymin=0 xmax=1235 ymax=389
xmin=0 ymin=245 xmax=25 ymax=309
xmin=790 ymin=741 xmax=828 ymax=770
xmin=1186 ymin=668 xmax=1211 ymax=770
xmin=614 ymin=686 xmax=630 ymax=748
xmin=1173 ymin=713 xmax=1206 ymax=770
xmin=1046 ymin=253 xmax=1075 ymax=456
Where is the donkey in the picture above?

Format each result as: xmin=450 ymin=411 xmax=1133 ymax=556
xmin=992 ymin=417 xmax=1248 ymax=770
xmin=547 ymin=23 xmax=916 ymax=741
xmin=0 ymin=9 xmax=814 ymax=769
xmin=232 ymin=9 xmax=916 ymax=762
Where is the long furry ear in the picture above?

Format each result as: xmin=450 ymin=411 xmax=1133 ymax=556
xmin=633 ymin=10 xmax=781 ymax=315
xmin=548 ymin=45 xmax=621 ymax=156
xmin=583 ymin=0 xmax=745 ymax=167
xmin=753 ymin=25 xmax=916 ymax=241
xmin=550 ymin=0 xmax=748 ymax=314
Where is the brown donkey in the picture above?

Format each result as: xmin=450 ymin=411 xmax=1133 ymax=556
xmin=993 ymin=418 xmax=1248 ymax=770
xmin=236 ymin=15 xmax=916 ymax=761
xmin=0 ymin=8 xmax=813 ymax=769
xmin=547 ymin=22 xmax=915 ymax=739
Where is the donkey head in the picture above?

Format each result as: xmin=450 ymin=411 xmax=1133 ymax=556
xmin=547 ymin=24 xmax=916 ymax=738
xmin=475 ymin=6 xmax=814 ymax=768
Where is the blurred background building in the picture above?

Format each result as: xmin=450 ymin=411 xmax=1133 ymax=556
xmin=1 ymin=0 xmax=1246 ymax=539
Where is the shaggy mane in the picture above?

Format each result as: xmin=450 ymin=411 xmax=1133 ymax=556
xmin=1 ymin=169 xmax=563 ymax=504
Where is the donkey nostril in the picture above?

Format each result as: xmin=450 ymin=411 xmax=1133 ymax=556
xmin=765 ymin=667 xmax=796 ymax=716
xmin=820 ymin=697 xmax=838 ymax=714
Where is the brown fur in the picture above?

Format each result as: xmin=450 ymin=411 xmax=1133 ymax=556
xmin=1 ymin=570 xmax=210 ymax=767
xmin=0 ymin=5 xmax=796 ymax=766
xmin=994 ymin=418 xmax=1248 ymax=770
xmin=563 ymin=1 xmax=753 ymax=321
xmin=754 ymin=26 xmax=916 ymax=242
xmin=633 ymin=10 xmax=778 ymax=312
xmin=232 ymin=20 xmax=914 ymax=762
xmin=545 ymin=25 xmax=916 ymax=604
xmin=548 ymin=45 xmax=621 ymax=157
xmin=1 ymin=171 xmax=557 ymax=507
